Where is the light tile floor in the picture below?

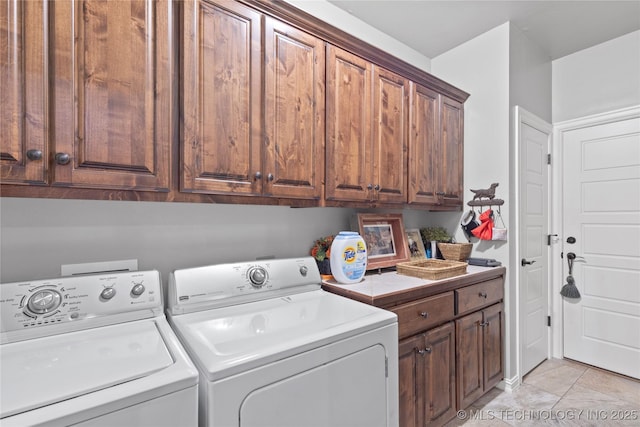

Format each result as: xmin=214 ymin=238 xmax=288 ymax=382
xmin=446 ymin=358 xmax=640 ymax=426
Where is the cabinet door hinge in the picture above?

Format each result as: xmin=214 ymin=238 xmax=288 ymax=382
xmin=547 ymin=316 xmax=551 ymax=327
xmin=547 ymin=234 xmax=558 ymax=245
xmin=547 ymin=153 xmax=551 ymax=165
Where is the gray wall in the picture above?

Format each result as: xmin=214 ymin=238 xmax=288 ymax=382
xmin=552 ymin=30 xmax=640 ymax=123
xmin=0 ymin=198 xmax=348 ymax=282
xmin=0 ymin=197 xmax=438 ymax=284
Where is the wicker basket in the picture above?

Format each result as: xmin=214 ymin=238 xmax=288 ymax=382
xmin=396 ymin=259 xmax=467 ymax=281
xmin=437 ymin=242 xmax=473 ymax=261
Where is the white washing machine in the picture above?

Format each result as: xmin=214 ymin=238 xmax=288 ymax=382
xmin=0 ymin=270 xmax=199 ymax=427
xmin=166 ymin=257 xmax=399 ymax=427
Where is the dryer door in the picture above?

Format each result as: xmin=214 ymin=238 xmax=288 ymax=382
xmin=240 ymin=344 xmax=387 ymax=427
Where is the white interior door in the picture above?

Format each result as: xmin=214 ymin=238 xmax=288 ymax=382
xmin=562 ymin=115 xmax=640 ymax=379
xmin=517 ymin=107 xmax=551 ymax=377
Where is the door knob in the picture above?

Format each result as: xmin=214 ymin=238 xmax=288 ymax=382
xmin=521 ymin=258 xmax=536 ymax=266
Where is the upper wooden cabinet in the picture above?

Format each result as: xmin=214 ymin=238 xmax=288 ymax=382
xmin=2 ymin=0 xmax=467 ymax=206
xmin=409 ymin=83 xmax=464 ymax=208
xmin=325 ymin=45 xmax=408 ymax=204
xmin=439 ymin=96 xmax=464 ymax=207
xmin=1 ymin=0 xmax=48 ymax=185
xmin=1 ymin=0 xmax=173 ymax=191
xmin=263 ymin=16 xmax=325 ymax=199
xmin=181 ymin=0 xmax=324 ymax=199
xmin=408 ymin=83 xmax=439 ymax=205
xmin=181 ymin=0 xmax=261 ymax=195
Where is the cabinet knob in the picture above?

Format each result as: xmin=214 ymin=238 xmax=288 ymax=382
xmin=480 ymin=321 xmax=490 ymax=327
xmin=26 ymin=149 xmax=43 ymax=161
xmin=367 ymin=183 xmax=373 ymax=190
xmin=254 ymin=171 xmax=262 ymax=180
xmin=267 ymin=173 xmax=274 ymax=182
xmin=436 ymin=191 xmax=446 ymax=196
xmin=424 ymin=347 xmax=432 ymax=353
xmin=374 ymin=184 xmax=380 ymax=191
xmin=55 ymin=152 xmax=71 ymax=165
xmin=478 ymin=292 xmax=488 ymax=298
xmin=419 ymin=311 xmax=429 ymax=318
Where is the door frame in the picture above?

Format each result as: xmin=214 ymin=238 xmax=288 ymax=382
xmin=551 ymin=105 xmax=640 ymax=359
xmin=514 ymin=106 xmax=552 ymax=385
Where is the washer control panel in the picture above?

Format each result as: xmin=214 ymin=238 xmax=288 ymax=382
xmin=0 ymin=270 xmax=161 ymax=334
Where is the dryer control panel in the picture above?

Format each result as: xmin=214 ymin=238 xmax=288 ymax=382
xmin=168 ymin=257 xmax=322 ymax=314
xmin=0 ymin=270 xmax=162 ymax=337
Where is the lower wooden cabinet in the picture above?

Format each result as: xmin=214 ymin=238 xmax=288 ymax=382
xmin=455 ymin=303 xmax=504 ymax=409
xmin=399 ymin=322 xmax=456 ymax=427
xmin=397 ymin=284 xmax=504 ymax=426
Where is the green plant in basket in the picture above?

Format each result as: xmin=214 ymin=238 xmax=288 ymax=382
xmin=419 ymin=227 xmax=451 ymax=244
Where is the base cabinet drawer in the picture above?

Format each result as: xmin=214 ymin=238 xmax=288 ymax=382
xmin=455 ymin=278 xmax=503 ymax=315
xmin=392 ymin=292 xmax=454 ymax=339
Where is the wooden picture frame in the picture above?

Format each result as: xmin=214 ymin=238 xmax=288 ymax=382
xmin=357 ymin=213 xmax=410 ymax=270
xmin=406 ymin=228 xmax=427 ymax=260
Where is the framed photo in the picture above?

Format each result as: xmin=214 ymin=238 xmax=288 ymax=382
xmin=357 ymin=213 xmax=410 ymax=270
xmin=406 ymin=228 xmax=427 ymax=260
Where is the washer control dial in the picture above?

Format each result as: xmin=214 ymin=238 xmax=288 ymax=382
xmin=248 ymin=266 xmax=268 ymax=288
xmin=26 ymin=289 xmax=62 ymax=314
xmin=100 ymin=287 xmax=116 ymax=300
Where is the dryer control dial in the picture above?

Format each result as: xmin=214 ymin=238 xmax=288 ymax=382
xmin=131 ymin=283 xmax=145 ymax=296
xmin=248 ymin=266 xmax=268 ymax=288
xmin=26 ymin=289 xmax=62 ymax=314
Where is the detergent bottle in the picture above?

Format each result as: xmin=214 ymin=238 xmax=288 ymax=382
xmin=329 ymin=231 xmax=367 ymax=284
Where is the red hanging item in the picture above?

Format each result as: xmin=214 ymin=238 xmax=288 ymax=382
xmin=471 ymin=209 xmax=494 ymax=240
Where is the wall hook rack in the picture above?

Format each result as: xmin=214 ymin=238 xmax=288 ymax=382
xmin=467 ymin=198 xmax=504 ymax=207
xmin=467 ymin=182 xmax=504 ymax=207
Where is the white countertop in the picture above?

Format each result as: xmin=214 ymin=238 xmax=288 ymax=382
xmin=322 ymin=265 xmax=500 ymax=299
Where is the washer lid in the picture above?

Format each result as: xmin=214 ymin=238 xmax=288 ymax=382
xmin=169 ymin=290 xmax=397 ymax=381
xmin=0 ymin=321 xmax=173 ymax=418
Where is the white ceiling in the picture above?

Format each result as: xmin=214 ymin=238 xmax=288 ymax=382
xmin=327 ymin=0 xmax=640 ymax=60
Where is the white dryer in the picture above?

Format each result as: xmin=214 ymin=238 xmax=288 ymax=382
xmin=0 ymin=270 xmax=199 ymax=427
xmin=166 ymin=257 xmax=399 ymax=427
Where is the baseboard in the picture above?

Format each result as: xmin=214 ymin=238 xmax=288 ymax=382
xmin=498 ymin=374 xmax=521 ymax=392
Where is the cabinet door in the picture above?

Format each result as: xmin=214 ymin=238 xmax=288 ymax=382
xmin=182 ymin=0 xmax=261 ymax=195
xmin=439 ymin=96 xmax=464 ymax=207
xmin=408 ymin=83 xmax=439 ymax=205
xmin=424 ymin=322 xmax=456 ymax=426
xmin=51 ymin=0 xmax=172 ymax=190
xmin=1 ymin=0 xmax=47 ymax=184
xmin=455 ymin=310 xmax=483 ymax=409
xmin=373 ymin=66 xmax=408 ymax=204
xmin=264 ymin=17 xmax=324 ymax=199
xmin=398 ymin=334 xmax=425 ymax=427
xmin=483 ymin=303 xmax=504 ymax=391
xmin=325 ymin=45 xmax=372 ymax=202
